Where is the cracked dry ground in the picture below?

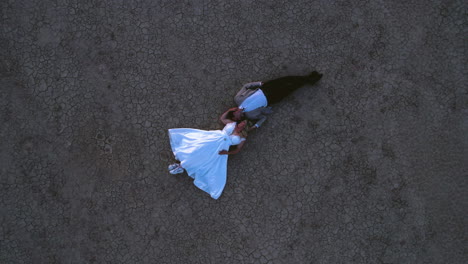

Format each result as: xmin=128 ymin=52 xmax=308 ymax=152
xmin=1 ymin=1 xmax=466 ymax=263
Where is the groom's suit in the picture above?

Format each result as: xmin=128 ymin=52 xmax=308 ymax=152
xmin=234 ymin=82 xmax=273 ymax=128
xmin=233 ymin=72 xmax=323 ymax=128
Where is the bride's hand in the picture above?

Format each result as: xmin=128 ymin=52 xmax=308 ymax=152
xmin=219 ymin=150 xmax=229 ymax=155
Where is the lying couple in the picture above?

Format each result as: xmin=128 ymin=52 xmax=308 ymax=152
xmin=167 ymin=71 xmax=323 ymax=199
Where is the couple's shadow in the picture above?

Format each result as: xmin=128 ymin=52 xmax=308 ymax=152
xmin=227 ymin=83 xmax=322 ymax=154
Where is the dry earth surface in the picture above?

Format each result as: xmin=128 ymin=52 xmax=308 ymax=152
xmin=1 ymin=0 xmax=466 ymax=263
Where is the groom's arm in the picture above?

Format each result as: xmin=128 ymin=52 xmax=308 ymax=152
xmin=251 ymin=106 xmax=273 ymax=129
xmin=251 ymin=115 xmax=267 ymax=130
xmin=235 ymin=81 xmax=263 ymax=106
xmin=242 ymin=81 xmax=262 ymax=90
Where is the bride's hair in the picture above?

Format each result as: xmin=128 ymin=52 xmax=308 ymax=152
xmin=238 ymin=121 xmax=250 ymax=138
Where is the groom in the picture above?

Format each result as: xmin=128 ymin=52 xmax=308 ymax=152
xmin=229 ymin=71 xmax=323 ymax=130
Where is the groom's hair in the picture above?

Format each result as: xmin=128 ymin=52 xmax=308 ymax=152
xmin=226 ymin=111 xmax=234 ymax=120
xmin=227 ymin=110 xmax=245 ymax=121
xmin=226 ymin=110 xmax=235 ymax=120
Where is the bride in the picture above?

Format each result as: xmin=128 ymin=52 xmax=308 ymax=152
xmin=167 ymin=108 xmax=248 ymax=199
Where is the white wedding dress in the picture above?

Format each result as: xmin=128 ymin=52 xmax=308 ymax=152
xmin=168 ymin=122 xmax=245 ymax=199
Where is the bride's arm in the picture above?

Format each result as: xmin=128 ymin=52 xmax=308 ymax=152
xmin=219 ymin=140 xmax=246 ymax=155
xmin=219 ymin=107 xmax=237 ymax=125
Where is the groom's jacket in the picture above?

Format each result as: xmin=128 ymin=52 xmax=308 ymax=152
xmin=234 ymin=82 xmax=273 ymax=128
